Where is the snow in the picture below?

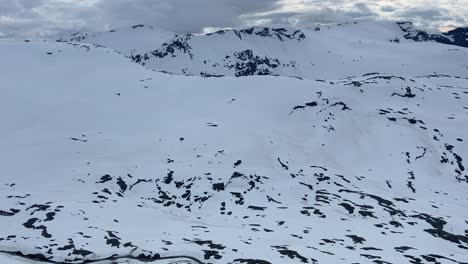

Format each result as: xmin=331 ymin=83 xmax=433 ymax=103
xmin=0 ymin=21 xmax=468 ymax=264
xmin=57 ymin=25 xmax=175 ymax=57
xmin=57 ymin=21 xmax=468 ymax=80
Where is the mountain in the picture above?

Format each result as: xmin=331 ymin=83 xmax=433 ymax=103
xmin=0 ymin=21 xmax=468 ymax=264
xmin=57 ymin=21 xmax=468 ymax=79
xmin=397 ymin=22 xmax=468 ymax=48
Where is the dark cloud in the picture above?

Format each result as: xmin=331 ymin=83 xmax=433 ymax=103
xmin=0 ymin=0 xmax=466 ymax=38
xmin=0 ymin=0 xmax=283 ymax=37
xmin=380 ymin=5 xmax=398 ymax=13
xmin=94 ymin=0 xmax=280 ymax=32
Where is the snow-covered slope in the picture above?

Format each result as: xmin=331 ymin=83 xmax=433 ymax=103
xmin=56 ymin=24 xmax=175 ymax=57
xmin=1 ymin=21 xmax=468 ymax=264
xmin=57 ymin=21 xmax=468 ymax=79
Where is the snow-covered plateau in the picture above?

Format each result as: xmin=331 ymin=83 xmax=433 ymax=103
xmin=1 ymin=21 xmax=468 ymax=264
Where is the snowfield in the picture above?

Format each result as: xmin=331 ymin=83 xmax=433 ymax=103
xmin=0 ymin=21 xmax=468 ymax=264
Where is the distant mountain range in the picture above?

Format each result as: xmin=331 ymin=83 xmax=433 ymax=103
xmin=57 ymin=21 xmax=468 ymax=79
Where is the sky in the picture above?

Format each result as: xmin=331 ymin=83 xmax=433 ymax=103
xmin=0 ymin=0 xmax=467 ymax=38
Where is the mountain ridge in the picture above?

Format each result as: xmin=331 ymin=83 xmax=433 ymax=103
xmin=56 ymin=21 xmax=468 ymax=80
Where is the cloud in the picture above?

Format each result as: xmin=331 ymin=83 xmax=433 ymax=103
xmin=393 ymin=5 xmax=467 ymax=30
xmin=380 ymin=5 xmax=397 ymax=13
xmin=244 ymin=3 xmax=377 ymax=27
xmin=0 ymin=0 xmax=282 ymax=37
xmin=93 ymin=0 xmax=281 ymax=32
xmin=0 ymin=0 xmax=466 ymax=38
xmin=258 ymin=1 xmax=467 ymax=31
xmin=399 ymin=7 xmax=452 ymax=21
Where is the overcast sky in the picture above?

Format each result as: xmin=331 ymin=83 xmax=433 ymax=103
xmin=1 ymin=0 xmax=467 ymax=38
